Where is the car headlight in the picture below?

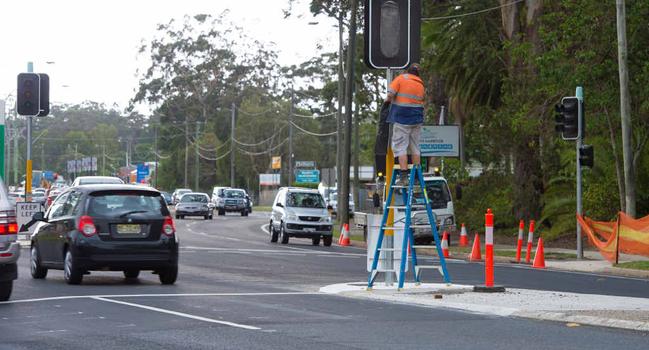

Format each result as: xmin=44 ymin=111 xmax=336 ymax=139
xmin=285 ymin=213 xmax=298 ymax=221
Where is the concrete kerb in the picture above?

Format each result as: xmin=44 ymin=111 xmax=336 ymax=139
xmin=320 ymin=282 xmax=649 ymax=332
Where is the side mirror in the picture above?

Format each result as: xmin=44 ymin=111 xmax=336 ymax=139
xmin=32 ymin=212 xmax=46 ymax=222
xmin=276 ymin=203 xmax=284 ymax=208
xmin=208 ymin=203 xmax=215 ymax=209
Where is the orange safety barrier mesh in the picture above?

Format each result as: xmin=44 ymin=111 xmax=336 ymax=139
xmin=577 ymin=212 xmax=649 ymax=263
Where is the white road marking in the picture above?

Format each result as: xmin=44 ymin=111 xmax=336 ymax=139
xmin=0 ymin=292 xmax=321 ymax=305
xmin=92 ymin=296 xmax=261 ymax=330
xmin=181 ymin=245 xmax=365 ymax=257
xmin=35 ymin=329 xmax=68 ymax=334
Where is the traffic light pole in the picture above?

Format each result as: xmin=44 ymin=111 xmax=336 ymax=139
xmin=25 ymin=62 xmax=34 ymax=201
xmin=576 ymin=86 xmax=584 ymax=259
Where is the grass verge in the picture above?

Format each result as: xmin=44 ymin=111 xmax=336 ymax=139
xmin=615 ymin=261 xmax=649 ymax=271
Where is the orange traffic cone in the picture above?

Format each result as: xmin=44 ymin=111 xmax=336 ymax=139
xmin=339 ymin=223 xmax=351 ymax=246
xmin=532 ymin=237 xmax=545 ymax=269
xmin=441 ymin=231 xmax=450 ymax=257
xmin=469 ymin=233 xmax=482 ymax=261
xmin=338 ymin=224 xmax=344 ymax=245
xmin=459 ymin=223 xmax=469 ymax=247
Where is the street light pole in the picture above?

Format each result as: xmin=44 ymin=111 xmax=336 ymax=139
xmin=25 ymin=62 xmax=34 ymax=200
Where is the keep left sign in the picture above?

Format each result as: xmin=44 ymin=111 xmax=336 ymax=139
xmin=16 ymin=202 xmax=43 ymax=240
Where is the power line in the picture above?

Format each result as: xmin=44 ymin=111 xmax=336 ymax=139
xmin=195 ymin=147 xmax=232 ymax=161
xmin=290 ymin=121 xmax=337 ymax=137
xmin=421 ymin=0 xmax=523 ymax=21
xmin=292 ymin=111 xmax=336 ymax=119
xmin=236 ymin=139 xmax=288 ymax=156
xmin=232 ymin=125 xmax=287 ymax=147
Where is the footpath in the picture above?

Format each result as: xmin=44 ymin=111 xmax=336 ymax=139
xmin=337 ymin=230 xmax=649 ymax=332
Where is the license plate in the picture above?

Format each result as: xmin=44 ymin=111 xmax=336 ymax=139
xmin=303 ymin=227 xmax=316 ymax=232
xmin=117 ymin=224 xmax=141 ymax=234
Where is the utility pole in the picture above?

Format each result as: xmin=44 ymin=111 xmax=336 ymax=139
xmin=288 ymin=90 xmax=295 ymax=186
xmin=184 ymin=121 xmax=189 ymax=189
xmin=231 ymin=102 xmax=236 ymax=187
xmin=0 ymin=99 xmax=5 ymax=181
xmin=616 ymin=0 xmax=635 ymax=217
xmin=353 ymin=85 xmax=361 ymax=211
xmin=154 ymin=127 xmax=158 ymax=188
xmin=336 ymin=13 xmax=345 ymax=206
xmin=102 ymin=144 xmax=106 ymax=176
xmin=13 ymin=125 xmax=18 ymax=185
xmin=74 ymin=144 xmax=78 ymax=180
xmin=340 ymin=0 xmax=358 ymax=226
xmin=195 ymin=122 xmax=200 ymax=191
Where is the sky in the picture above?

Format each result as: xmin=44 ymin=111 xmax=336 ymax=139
xmin=0 ymin=0 xmax=338 ymax=112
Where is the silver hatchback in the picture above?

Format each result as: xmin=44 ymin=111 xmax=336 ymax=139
xmin=269 ymin=187 xmax=333 ymax=246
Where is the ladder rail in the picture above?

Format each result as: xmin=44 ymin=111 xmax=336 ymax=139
xmin=367 ymin=168 xmax=398 ymax=288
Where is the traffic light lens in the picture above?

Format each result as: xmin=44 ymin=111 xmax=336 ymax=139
xmin=24 ymin=80 xmax=33 ymax=88
xmin=24 ymin=91 xmax=32 ymax=99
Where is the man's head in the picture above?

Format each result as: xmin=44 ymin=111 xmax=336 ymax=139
xmin=406 ymin=63 xmax=421 ymax=76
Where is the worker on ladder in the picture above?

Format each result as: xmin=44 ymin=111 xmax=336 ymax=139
xmin=385 ymin=63 xmax=425 ymax=186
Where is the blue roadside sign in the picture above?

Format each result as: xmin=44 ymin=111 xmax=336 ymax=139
xmin=295 ymin=169 xmax=320 ymax=183
xmin=136 ymin=163 xmax=149 ymax=183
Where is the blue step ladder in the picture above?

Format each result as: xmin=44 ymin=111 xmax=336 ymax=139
xmin=367 ymin=165 xmax=451 ymax=289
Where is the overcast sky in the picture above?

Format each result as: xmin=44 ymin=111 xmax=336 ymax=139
xmin=0 ymin=0 xmax=338 ymax=112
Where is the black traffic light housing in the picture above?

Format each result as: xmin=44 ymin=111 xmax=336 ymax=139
xmin=17 ymin=73 xmax=40 ymax=116
xmin=579 ymin=145 xmax=594 ymax=168
xmin=364 ymin=0 xmax=421 ymax=69
xmin=16 ymin=73 xmax=50 ymax=117
xmin=555 ymin=97 xmax=581 ymax=140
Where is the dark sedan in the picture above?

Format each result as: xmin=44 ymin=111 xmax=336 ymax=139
xmin=29 ymin=185 xmax=179 ymax=285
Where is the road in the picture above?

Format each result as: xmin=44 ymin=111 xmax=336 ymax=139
xmin=1 ymin=212 xmax=648 ymax=349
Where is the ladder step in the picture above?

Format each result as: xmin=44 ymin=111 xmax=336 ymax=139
xmin=375 ymin=269 xmax=397 ymax=272
xmin=381 ymin=225 xmax=431 ymax=230
xmin=377 ymin=248 xmax=399 ymax=252
xmin=412 ymin=245 xmax=436 ymax=249
xmin=387 ymin=205 xmax=427 ymax=209
xmin=415 ymin=265 xmax=439 ymax=269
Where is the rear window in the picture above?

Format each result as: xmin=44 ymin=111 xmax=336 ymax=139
xmin=88 ymin=191 xmax=167 ymax=217
xmin=224 ymin=190 xmax=245 ymax=198
xmin=180 ymin=194 xmax=208 ymax=203
xmin=80 ymin=178 xmax=123 ymax=185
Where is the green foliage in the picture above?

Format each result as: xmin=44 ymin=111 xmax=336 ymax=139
xmin=291 ymin=182 xmax=319 ymax=189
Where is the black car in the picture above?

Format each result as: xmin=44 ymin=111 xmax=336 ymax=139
xmin=29 ymin=185 xmax=179 ymax=285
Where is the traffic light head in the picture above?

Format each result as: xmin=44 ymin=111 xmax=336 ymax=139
xmin=554 ymin=96 xmax=582 ymax=141
xmin=17 ymin=73 xmax=40 ymax=116
xmin=579 ymin=145 xmax=594 ymax=168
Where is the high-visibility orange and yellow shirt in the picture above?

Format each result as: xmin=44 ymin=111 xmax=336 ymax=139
xmin=387 ymin=73 xmax=425 ymax=125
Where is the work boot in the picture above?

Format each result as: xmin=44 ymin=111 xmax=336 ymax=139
xmin=394 ymin=170 xmax=409 ymax=187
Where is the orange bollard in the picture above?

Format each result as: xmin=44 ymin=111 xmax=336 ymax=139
xmin=474 ymin=209 xmax=505 ymax=292
xmin=532 ymin=237 xmax=546 ymax=269
xmin=339 ymin=223 xmax=351 ymax=246
xmin=468 ymin=233 xmax=482 ymax=261
xmin=459 ymin=223 xmax=469 ymax=247
xmin=515 ymin=220 xmax=524 ymax=263
xmin=525 ymin=220 xmax=535 ymax=264
xmin=441 ymin=231 xmax=450 ymax=258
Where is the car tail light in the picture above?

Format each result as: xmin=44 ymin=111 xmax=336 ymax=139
xmin=78 ymin=216 xmax=97 ymax=237
xmin=0 ymin=210 xmax=18 ymax=236
xmin=162 ymin=216 xmax=175 ymax=236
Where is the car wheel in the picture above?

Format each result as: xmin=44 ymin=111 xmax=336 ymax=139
xmin=175 ymin=215 xmax=180 ymax=219
xmin=123 ymin=269 xmax=140 ymax=279
xmin=312 ymin=237 xmax=320 ymax=246
xmin=323 ymin=235 xmax=333 ymax=247
xmin=0 ymin=281 xmax=12 ymax=302
xmin=280 ymin=224 xmax=289 ymax=244
xmin=218 ymin=209 xmax=225 ymax=216
xmin=204 ymin=215 xmax=209 ymax=220
xmin=30 ymin=245 xmax=48 ymax=279
xmin=159 ymin=265 xmax=178 ymax=285
xmin=209 ymin=214 xmax=213 ymax=220
xmin=270 ymin=221 xmax=278 ymax=243
xmin=63 ymin=250 xmax=83 ymax=285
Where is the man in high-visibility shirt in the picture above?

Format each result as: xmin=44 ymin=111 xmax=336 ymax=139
xmin=385 ymin=63 xmax=425 ymax=186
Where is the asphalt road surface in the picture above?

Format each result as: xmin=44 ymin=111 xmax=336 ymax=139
xmin=1 ymin=212 xmax=648 ymax=349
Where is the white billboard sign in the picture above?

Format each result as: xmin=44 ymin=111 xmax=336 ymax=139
xmin=420 ymin=125 xmax=460 ymax=157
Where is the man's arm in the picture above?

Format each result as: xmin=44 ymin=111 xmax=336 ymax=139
xmin=385 ymin=92 xmax=395 ymax=103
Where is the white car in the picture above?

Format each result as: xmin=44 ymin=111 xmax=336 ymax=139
xmin=269 ymin=187 xmax=333 ymax=246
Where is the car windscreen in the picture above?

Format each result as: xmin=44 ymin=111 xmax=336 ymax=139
xmin=286 ymin=192 xmax=325 ymax=209
xmin=224 ymin=190 xmax=245 ymax=198
xmin=393 ymin=180 xmax=451 ymax=210
xmin=88 ymin=190 xmax=167 ymax=217
xmin=180 ymin=194 xmax=208 ymax=203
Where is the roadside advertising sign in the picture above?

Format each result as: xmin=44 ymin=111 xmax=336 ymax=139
xmin=136 ymin=163 xmax=149 ymax=183
xmin=259 ymin=173 xmax=280 ymax=186
xmin=295 ymin=169 xmax=320 ymax=183
xmin=420 ymin=125 xmax=460 ymax=157
xmin=16 ymin=202 xmax=43 ymax=240
xmin=271 ymin=156 xmax=281 ymax=170
xmin=295 ymin=161 xmax=315 ymax=168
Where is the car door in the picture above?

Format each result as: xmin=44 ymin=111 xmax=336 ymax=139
xmin=38 ymin=192 xmax=69 ymax=264
xmin=51 ymin=191 xmax=83 ymax=264
xmin=272 ymin=190 xmax=285 ymax=230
